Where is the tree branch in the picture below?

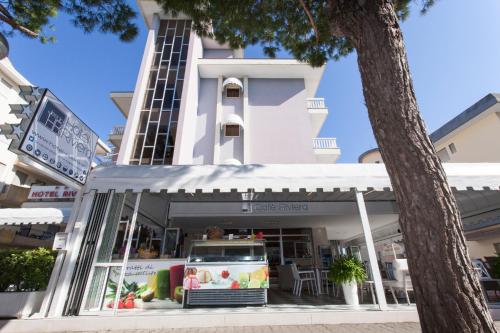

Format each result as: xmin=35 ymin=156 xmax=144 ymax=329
xmin=0 ymin=5 xmax=38 ymax=38
xmin=298 ymin=0 xmax=319 ymax=43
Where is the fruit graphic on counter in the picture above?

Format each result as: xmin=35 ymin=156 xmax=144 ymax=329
xmin=197 ymin=269 xmax=213 ymax=283
xmin=230 ymin=281 xmax=240 ymax=289
xmin=141 ymin=290 xmax=155 ymax=302
xmin=183 ymin=267 xmax=200 ymax=290
xmin=156 ymin=269 xmax=170 ymax=299
xmin=238 ymin=272 xmax=250 ymax=283
xmin=146 ymin=274 xmax=158 ymax=298
xmin=250 ymin=267 xmax=268 ymax=283
xmin=248 ymin=279 xmax=261 ymax=289
xmin=221 ymin=270 xmax=230 ymax=279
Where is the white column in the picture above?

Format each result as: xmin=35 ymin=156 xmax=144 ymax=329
xmin=213 ymin=76 xmax=223 ymax=164
xmin=243 ymin=77 xmax=250 ymax=164
xmin=355 ymin=190 xmax=387 ymax=310
xmin=117 ymin=15 xmax=159 ymax=165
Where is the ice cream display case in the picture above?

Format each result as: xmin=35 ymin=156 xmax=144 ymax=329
xmin=183 ymin=240 xmax=269 ymax=307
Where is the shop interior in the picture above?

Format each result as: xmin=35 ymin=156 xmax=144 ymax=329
xmin=80 ymin=190 xmax=408 ymax=314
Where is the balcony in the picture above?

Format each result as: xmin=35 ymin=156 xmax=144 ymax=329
xmin=313 ymin=138 xmax=341 ymax=164
xmin=307 ymin=98 xmax=328 ymax=137
xmin=0 ymin=184 xmax=31 ymax=207
xmin=108 ymin=125 xmax=125 ymax=148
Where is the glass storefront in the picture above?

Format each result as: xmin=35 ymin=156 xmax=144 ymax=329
xmin=75 ymin=192 xmax=392 ymax=314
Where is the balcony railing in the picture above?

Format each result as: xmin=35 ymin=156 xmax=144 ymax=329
xmin=307 ymin=98 xmax=326 ymax=109
xmin=312 ymin=138 xmax=338 ymax=149
xmin=110 ymin=125 xmax=125 ymax=136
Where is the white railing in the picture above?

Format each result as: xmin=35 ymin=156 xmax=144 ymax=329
xmin=312 ymin=138 xmax=337 ymax=149
xmin=111 ymin=125 xmax=125 ymax=136
xmin=307 ymin=98 xmax=326 ymax=109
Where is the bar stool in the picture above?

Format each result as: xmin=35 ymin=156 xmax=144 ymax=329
xmin=291 ymin=264 xmax=318 ymax=296
xmin=320 ymin=270 xmax=333 ymax=295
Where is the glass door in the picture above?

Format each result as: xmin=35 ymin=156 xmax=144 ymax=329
xmin=80 ymin=192 xmax=141 ymax=314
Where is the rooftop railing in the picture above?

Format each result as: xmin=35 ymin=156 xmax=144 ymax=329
xmin=307 ymin=98 xmax=326 ymax=109
xmin=312 ymin=138 xmax=338 ymax=149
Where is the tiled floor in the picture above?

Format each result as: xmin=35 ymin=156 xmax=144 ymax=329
xmin=267 ymin=287 xmax=376 ymax=306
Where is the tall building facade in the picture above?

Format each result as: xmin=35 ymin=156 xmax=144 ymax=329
xmin=109 ymin=8 xmax=340 ymax=167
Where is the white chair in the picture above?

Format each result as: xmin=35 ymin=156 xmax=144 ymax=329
xmin=382 ymin=259 xmax=413 ymax=305
xmin=320 ymin=269 xmax=333 ymax=295
xmin=291 ymin=264 xmax=318 ymax=296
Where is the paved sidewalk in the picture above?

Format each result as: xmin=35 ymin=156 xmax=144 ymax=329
xmin=50 ymin=322 xmax=500 ymax=333
xmin=51 ymin=323 xmax=422 ymax=333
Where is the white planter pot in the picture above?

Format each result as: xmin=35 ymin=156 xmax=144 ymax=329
xmin=342 ymin=282 xmax=359 ymax=306
xmin=0 ymin=291 xmax=45 ymax=318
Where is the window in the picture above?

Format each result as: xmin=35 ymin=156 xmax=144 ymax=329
xmin=224 ymin=124 xmax=240 ymax=137
xmin=436 ymin=148 xmax=450 ymax=162
xmin=448 ymin=143 xmax=457 ymax=154
xmin=225 ymin=88 xmax=240 ymax=98
xmin=130 ymin=19 xmax=191 ymax=166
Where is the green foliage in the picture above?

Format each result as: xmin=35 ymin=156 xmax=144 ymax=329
xmin=156 ymin=0 xmax=436 ymax=67
xmin=328 ymin=255 xmax=366 ymax=285
xmin=0 ymin=247 xmax=57 ymax=292
xmin=0 ymin=0 xmax=138 ymax=42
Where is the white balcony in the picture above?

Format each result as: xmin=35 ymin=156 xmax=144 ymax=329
xmin=313 ymin=138 xmax=341 ymax=164
xmin=307 ymin=98 xmax=328 ymax=137
xmin=108 ymin=125 xmax=125 ymax=148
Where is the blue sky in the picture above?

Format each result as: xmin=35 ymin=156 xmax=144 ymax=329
xmin=6 ymin=0 xmax=500 ymax=162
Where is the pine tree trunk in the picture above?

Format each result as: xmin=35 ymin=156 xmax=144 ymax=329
xmin=333 ymin=1 xmax=497 ymax=332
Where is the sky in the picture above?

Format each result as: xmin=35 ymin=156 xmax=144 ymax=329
xmin=5 ymin=0 xmax=500 ymax=163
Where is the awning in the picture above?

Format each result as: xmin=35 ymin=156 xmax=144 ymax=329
xmin=222 ymin=77 xmax=243 ymax=90
xmin=84 ymin=163 xmax=500 ymax=194
xmin=0 ymin=207 xmax=71 ymax=225
xmin=222 ymin=114 xmax=244 ymax=128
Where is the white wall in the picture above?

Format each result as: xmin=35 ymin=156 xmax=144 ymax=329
xmin=193 ymin=79 xmax=217 ymax=164
xmin=248 ymin=79 xmax=315 ymax=164
xmin=220 ymin=83 xmax=244 ymax=163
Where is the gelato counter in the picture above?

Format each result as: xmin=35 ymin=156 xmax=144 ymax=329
xmin=183 ymin=240 xmax=269 ymax=307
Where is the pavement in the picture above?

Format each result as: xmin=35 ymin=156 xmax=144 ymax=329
xmin=47 ymin=323 xmax=422 ymax=333
xmin=48 ymin=322 xmax=500 ymax=333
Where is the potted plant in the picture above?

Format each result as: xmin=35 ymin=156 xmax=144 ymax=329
xmin=328 ymin=255 xmax=366 ymax=306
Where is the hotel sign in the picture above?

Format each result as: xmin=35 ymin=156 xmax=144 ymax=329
xmin=19 ymin=90 xmax=98 ymax=185
xmin=28 ymin=185 xmax=78 ymax=201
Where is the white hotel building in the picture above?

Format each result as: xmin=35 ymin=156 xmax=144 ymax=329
xmin=36 ymin=1 xmax=500 ymax=326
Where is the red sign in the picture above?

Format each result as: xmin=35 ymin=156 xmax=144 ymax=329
xmin=28 ymin=185 xmax=78 ymax=201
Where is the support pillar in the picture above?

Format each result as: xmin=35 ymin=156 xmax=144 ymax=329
xmin=355 ymin=190 xmax=387 ymax=310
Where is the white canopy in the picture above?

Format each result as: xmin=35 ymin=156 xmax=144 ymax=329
xmin=222 ymin=77 xmax=243 ymax=90
xmin=87 ymin=163 xmax=500 ymax=194
xmin=223 ymin=114 xmax=244 ymax=128
xmin=0 ymin=207 xmax=71 ymax=225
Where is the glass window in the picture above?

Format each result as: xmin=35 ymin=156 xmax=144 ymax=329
xmin=226 ymin=88 xmax=240 ymax=98
xmin=132 ymin=19 xmax=191 ymax=166
xmin=168 ymin=122 xmax=177 ymax=146
xmin=224 ymin=124 xmax=240 ymax=137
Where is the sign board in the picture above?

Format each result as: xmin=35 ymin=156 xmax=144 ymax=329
xmin=19 ymin=90 xmax=98 ymax=185
xmin=53 ymin=232 xmax=70 ymax=251
xmin=28 ymin=185 xmax=78 ymax=201
xmin=183 ymin=264 xmax=269 ymax=290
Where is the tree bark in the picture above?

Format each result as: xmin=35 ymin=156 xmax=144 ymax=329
xmin=331 ymin=1 xmax=497 ymax=332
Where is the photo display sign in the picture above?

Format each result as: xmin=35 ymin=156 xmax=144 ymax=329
xmin=19 ymin=90 xmax=98 ymax=185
